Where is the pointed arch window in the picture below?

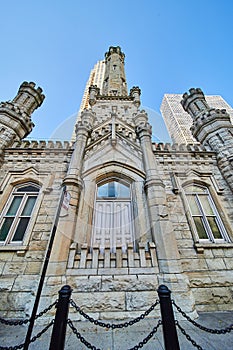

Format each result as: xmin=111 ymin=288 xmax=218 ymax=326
xmin=185 ymin=184 xmax=230 ymax=242
xmin=0 ymin=183 xmax=40 ymax=244
xmin=92 ymin=179 xmax=135 ymax=252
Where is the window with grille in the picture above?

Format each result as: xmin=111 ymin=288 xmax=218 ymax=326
xmin=185 ymin=184 xmax=230 ymax=242
xmin=0 ymin=184 xmax=40 ymax=244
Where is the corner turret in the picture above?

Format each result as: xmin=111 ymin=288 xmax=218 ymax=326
xmin=0 ymin=81 xmax=45 ymax=156
xmin=181 ymin=87 xmax=233 ymax=193
xmin=181 ymin=88 xmax=232 ymax=143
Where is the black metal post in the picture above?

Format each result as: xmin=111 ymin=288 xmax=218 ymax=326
xmin=24 ymin=186 xmax=66 ymax=350
xmin=157 ymin=284 xmax=180 ymax=350
xmin=49 ymin=285 xmax=72 ymax=350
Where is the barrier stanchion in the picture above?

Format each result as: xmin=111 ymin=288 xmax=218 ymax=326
xmin=49 ymin=285 xmax=72 ymax=350
xmin=157 ymin=284 xmax=180 ymax=350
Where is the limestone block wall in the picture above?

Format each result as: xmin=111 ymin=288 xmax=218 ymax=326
xmin=153 ymin=143 xmax=233 ymax=312
xmin=0 ymin=140 xmax=72 ymax=318
xmin=44 ymin=243 xmax=160 ymax=320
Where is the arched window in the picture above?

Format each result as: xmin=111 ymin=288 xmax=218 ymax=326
xmin=184 ymin=184 xmax=229 ymax=242
xmin=91 ymin=179 xmax=135 ymax=252
xmin=0 ymin=184 xmax=40 ymax=244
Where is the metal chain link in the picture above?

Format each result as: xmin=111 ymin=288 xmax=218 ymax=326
xmin=0 ymin=300 xmax=57 ymax=326
xmin=34 ymin=300 xmax=58 ymax=320
xmin=67 ymin=319 xmax=100 ymax=350
xmin=0 ymin=317 xmax=30 ymax=326
xmin=0 ymin=320 xmax=54 ymax=350
xmin=70 ymin=299 xmax=160 ymax=329
xmin=28 ymin=320 xmax=54 ymax=344
xmin=67 ymin=318 xmax=162 ymax=350
xmin=128 ymin=320 xmax=162 ymax=350
xmin=172 ymin=300 xmax=233 ymax=334
xmin=175 ymin=320 xmax=203 ymax=350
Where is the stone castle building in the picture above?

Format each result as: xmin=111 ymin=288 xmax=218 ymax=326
xmin=0 ymin=46 xmax=233 ymax=320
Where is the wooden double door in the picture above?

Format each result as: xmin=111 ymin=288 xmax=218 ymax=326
xmin=92 ymin=199 xmax=134 ymax=252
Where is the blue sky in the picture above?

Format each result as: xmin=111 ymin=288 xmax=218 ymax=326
xmin=0 ymin=0 xmax=232 ymax=142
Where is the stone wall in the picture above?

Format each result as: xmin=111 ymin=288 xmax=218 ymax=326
xmin=1 ymin=141 xmax=233 ymax=319
xmin=0 ymin=141 xmax=71 ymax=318
xmin=153 ymin=143 xmax=233 ymax=312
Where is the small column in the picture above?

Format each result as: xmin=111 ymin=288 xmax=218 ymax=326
xmin=49 ymin=109 xmax=95 ymax=272
xmin=134 ymin=110 xmax=182 ymax=274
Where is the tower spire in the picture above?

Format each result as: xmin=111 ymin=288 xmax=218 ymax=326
xmin=102 ymin=46 xmax=128 ymax=96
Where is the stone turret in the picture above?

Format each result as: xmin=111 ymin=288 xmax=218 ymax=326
xmin=0 ymin=81 xmax=45 ymax=155
xmin=130 ymin=86 xmax=141 ymax=108
xmin=102 ymin=46 xmax=128 ymax=96
xmin=88 ymin=85 xmax=100 ymax=107
xmin=181 ymin=88 xmax=233 ymax=192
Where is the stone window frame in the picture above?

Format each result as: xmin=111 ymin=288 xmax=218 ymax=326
xmin=171 ymin=171 xmax=233 ymax=252
xmin=74 ymin=164 xmax=150 ymax=253
xmin=182 ymin=182 xmax=230 ymax=244
xmin=0 ymin=182 xmax=41 ymax=247
xmin=0 ymin=168 xmax=52 ymax=253
xmin=176 ymin=175 xmax=233 ymax=254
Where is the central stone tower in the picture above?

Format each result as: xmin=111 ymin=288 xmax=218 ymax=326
xmin=102 ymin=46 xmax=128 ymax=96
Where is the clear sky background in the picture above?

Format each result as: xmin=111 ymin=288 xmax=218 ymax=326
xmin=0 ymin=0 xmax=232 ymax=142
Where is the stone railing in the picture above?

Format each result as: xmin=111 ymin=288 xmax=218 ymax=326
xmin=67 ymin=242 xmax=158 ymax=275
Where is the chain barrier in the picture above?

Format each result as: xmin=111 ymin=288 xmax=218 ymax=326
xmin=0 ymin=300 xmax=57 ymax=326
xmin=1 ymin=291 xmax=232 ymax=350
xmin=34 ymin=300 xmax=57 ymax=320
xmin=70 ymin=299 xmax=159 ymax=329
xmin=128 ymin=320 xmax=162 ymax=350
xmin=172 ymin=300 xmax=233 ymax=334
xmin=67 ymin=318 xmax=162 ymax=350
xmin=0 ymin=320 xmax=54 ymax=350
xmin=0 ymin=317 xmax=30 ymax=326
xmin=175 ymin=320 xmax=203 ymax=350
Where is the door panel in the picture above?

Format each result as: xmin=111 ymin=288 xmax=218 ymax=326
xmin=92 ymin=200 xmax=134 ymax=252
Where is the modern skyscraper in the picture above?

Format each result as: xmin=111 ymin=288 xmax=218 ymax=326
xmin=71 ymin=60 xmax=105 ymax=140
xmin=79 ymin=60 xmax=105 ymax=112
xmin=161 ymin=93 xmax=233 ymax=144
